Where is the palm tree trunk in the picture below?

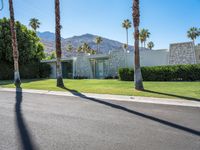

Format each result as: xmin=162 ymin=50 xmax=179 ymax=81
xmin=9 ymin=0 xmax=21 ymax=88
xmin=126 ymin=29 xmax=129 ymax=48
xmin=133 ymin=0 xmax=144 ymax=90
xmin=55 ymin=0 xmax=64 ymax=87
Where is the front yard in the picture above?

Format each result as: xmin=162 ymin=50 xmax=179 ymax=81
xmin=0 ymin=79 xmax=199 ymax=101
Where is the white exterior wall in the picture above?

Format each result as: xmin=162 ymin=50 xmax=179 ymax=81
xmin=126 ymin=49 xmax=169 ymax=68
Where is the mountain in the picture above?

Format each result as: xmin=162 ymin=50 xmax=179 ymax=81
xmin=37 ymin=31 xmax=147 ymax=57
xmin=37 ymin=31 xmax=65 ymax=41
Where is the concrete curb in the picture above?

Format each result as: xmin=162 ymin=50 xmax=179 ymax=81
xmin=0 ymin=88 xmax=200 ymax=108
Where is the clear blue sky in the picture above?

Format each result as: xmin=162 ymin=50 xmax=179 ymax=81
xmin=0 ymin=0 xmax=200 ymax=49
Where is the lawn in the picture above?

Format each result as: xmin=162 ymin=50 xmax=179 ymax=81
xmin=0 ymin=79 xmax=200 ymax=101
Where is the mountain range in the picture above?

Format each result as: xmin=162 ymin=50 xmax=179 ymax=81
xmin=37 ymin=31 xmax=148 ymax=57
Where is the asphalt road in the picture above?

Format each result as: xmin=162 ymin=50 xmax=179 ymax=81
xmin=0 ymin=90 xmax=199 ymax=150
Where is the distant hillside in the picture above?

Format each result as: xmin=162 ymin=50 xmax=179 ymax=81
xmin=37 ymin=31 xmax=148 ymax=57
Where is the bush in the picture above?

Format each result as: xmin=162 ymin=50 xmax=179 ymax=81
xmin=118 ymin=68 xmax=134 ymax=81
xmin=118 ymin=64 xmax=200 ymax=81
xmin=74 ymin=76 xmax=88 ymax=79
xmin=39 ymin=63 xmax=51 ymax=78
xmin=0 ymin=61 xmax=51 ymax=80
xmin=0 ymin=62 xmax=13 ymax=80
xmin=104 ymin=76 xmax=119 ymax=79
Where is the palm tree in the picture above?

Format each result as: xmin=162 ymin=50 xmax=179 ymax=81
xmin=123 ymin=44 xmax=128 ymax=51
xmin=55 ymin=0 xmax=64 ymax=87
xmin=122 ymin=19 xmax=132 ymax=49
xmin=187 ymin=27 xmax=199 ymax=43
xmin=29 ymin=18 xmax=41 ymax=32
xmin=82 ymin=42 xmax=91 ymax=54
xmin=133 ymin=0 xmax=144 ymax=90
xmin=94 ymin=36 xmax=103 ymax=54
xmin=9 ymin=0 xmax=21 ymax=88
xmin=139 ymin=29 xmax=150 ymax=48
xmin=139 ymin=34 xmax=145 ymax=47
xmin=77 ymin=45 xmax=83 ymax=53
xmin=147 ymin=41 xmax=154 ymax=50
xmin=66 ymin=44 xmax=73 ymax=52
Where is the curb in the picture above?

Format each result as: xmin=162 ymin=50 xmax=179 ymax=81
xmin=0 ymin=88 xmax=200 ymax=108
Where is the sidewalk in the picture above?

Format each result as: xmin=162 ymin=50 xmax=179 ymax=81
xmin=0 ymin=87 xmax=200 ymax=108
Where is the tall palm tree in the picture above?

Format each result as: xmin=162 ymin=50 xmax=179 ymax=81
xmin=123 ymin=44 xmax=128 ymax=51
xmin=82 ymin=42 xmax=91 ymax=54
xmin=139 ymin=29 xmax=150 ymax=48
xmin=187 ymin=27 xmax=199 ymax=43
xmin=139 ymin=34 xmax=145 ymax=47
xmin=55 ymin=0 xmax=64 ymax=87
xmin=133 ymin=0 xmax=144 ymax=90
xmin=94 ymin=36 xmax=103 ymax=54
xmin=9 ymin=0 xmax=21 ymax=88
xmin=147 ymin=41 xmax=154 ymax=50
xmin=29 ymin=18 xmax=41 ymax=32
xmin=122 ymin=19 xmax=132 ymax=49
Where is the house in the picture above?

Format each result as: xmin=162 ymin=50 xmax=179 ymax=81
xmin=42 ymin=42 xmax=200 ymax=79
xmin=42 ymin=49 xmax=169 ymax=79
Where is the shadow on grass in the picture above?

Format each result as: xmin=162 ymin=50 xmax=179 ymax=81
xmin=15 ymin=88 xmax=37 ymax=150
xmin=144 ymin=89 xmax=200 ymax=102
xmin=61 ymin=86 xmax=200 ymax=137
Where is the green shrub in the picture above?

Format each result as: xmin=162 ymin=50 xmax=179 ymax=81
xmin=39 ymin=63 xmax=51 ymax=78
xmin=118 ymin=68 xmax=134 ymax=81
xmin=74 ymin=76 xmax=88 ymax=79
xmin=0 ymin=61 xmax=51 ymax=80
xmin=0 ymin=62 xmax=13 ymax=80
xmin=118 ymin=64 xmax=200 ymax=81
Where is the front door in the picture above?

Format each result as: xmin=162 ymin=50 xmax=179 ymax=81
xmin=96 ymin=61 xmax=104 ymax=78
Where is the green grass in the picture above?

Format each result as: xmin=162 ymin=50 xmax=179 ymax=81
xmin=0 ymin=79 xmax=200 ymax=101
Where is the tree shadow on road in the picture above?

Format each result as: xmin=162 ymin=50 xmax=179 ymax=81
xmin=143 ymin=89 xmax=200 ymax=102
xmin=61 ymin=86 xmax=200 ymax=137
xmin=15 ymin=88 xmax=37 ymax=150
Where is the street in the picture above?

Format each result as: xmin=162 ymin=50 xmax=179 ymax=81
xmin=0 ymin=90 xmax=199 ymax=150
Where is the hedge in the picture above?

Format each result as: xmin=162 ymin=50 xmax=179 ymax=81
xmin=118 ymin=64 xmax=200 ymax=81
xmin=0 ymin=61 xmax=51 ymax=80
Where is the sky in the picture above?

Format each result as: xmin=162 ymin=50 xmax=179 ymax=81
xmin=0 ymin=0 xmax=200 ymax=49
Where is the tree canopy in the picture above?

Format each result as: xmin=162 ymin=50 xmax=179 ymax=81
xmin=0 ymin=18 xmax=45 ymax=64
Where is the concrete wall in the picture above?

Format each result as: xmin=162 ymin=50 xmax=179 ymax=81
xmin=74 ymin=56 xmax=93 ymax=78
xmin=108 ymin=51 xmax=126 ymax=76
xmin=195 ymin=45 xmax=200 ymax=64
xmin=169 ymin=42 xmax=196 ymax=65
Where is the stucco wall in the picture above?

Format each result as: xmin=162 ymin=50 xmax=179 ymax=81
xmin=126 ymin=49 xmax=169 ymax=68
